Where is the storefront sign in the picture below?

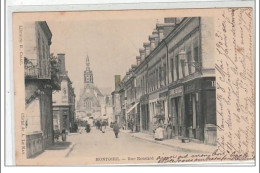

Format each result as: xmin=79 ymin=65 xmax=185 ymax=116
xmin=203 ymin=78 xmax=216 ymax=89
xmin=149 ymin=92 xmax=159 ymax=100
xmin=184 ymin=79 xmax=201 ymax=94
xmin=169 ymin=86 xmax=183 ymax=96
xmin=159 ymin=91 xmax=168 ymax=99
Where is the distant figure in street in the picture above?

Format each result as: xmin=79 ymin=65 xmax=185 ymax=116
xmin=96 ymin=120 xmax=101 ymax=130
xmin=113 ymin=121 xmax=120 ymax=138
xmin=85 ymin=121 xmax=91 ymax=133
xmin=61 ymin=129 xmax=66 ymax=142
xmin=101 ymin=120 xmax=106 ymax=133
xmin=154 ymin=123 xmax=164 ymax=141
xmin=74 ymin=123 xmax=78 ymax=133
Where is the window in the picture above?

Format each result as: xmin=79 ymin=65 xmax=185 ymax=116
xmin=194 ymin=47 xmax=199 ymax=62
xmin=42 ymin=41 xmax=47 ymax=77
xmin=163 ymin=63 xmax=167 ymax=85
xmin=193 ymin=46 xmax=199 ymax=72
xmin=171 ymin=58 xmax=174 ymax=82
xmin=53 ymin=111 xmax=58 ymax=119
xmin=155 ymin=69 xmax=158 ymax=89
xmin=181 ymin=58 xmax=185 ymax=77
xmin=187 ymin=51 xmax=192 ymax=74
xmin=153 ymin=71 xmax=156 ymax=90
xmin=85 ymin=99 xmax=92 ymax=109
xmin=175 ymin=55 xmax=179 ymax=80
xmin=159 ymin=67 xmax=162 ymax=87
xmin=145 ymin=74 xmax=148 ymax=93
xmin=37 ymin=35 xmax=42 ymax=77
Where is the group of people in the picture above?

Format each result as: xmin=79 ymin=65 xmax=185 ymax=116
xmin=53 ymin=128 xmax=67 ymax=142
xmin=95 ymin=120 xmax=108 ymax=133
xmin=83 ymin=119 xmax=120 ymax=138
xmin=153 ymin=118 xmax=173 ymax=141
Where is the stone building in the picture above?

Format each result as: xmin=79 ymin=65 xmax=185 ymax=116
xmin=117 ymin=17 xmax=216 ymax=145
xmin=24 ymin=21 xmax=60 ymax=158
xmin=111 ymin=75 xmax=122 ymax=124
xmin=103 ymin=95 xmax=114 ymax=125
xmin=52 ymin=53 xmax=76 ymax=133
xmin=77 ymin=56 xmax=104 ymax=121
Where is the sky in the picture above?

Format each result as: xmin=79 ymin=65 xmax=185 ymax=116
xmin=47 ymin=14 xmax=164 ymax=97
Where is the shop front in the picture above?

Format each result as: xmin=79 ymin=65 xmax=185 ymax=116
xmin=149 ymin=92 xmax=159 ymax=134
xmin=168 ymin=85 xmax=185 ymax=139
xmin=184 ymin=77 xmax=216 ymax=145
xmin=126 ymin=102 xmax=140 ymax=132
xmin=152 ymin=90 xmax=168 ymax=139
xmin=140 ymin=94 xmax=150 ymax=132
xmin=158 ymin=90 xmax=168 ymax=122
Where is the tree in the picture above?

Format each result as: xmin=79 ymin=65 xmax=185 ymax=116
xmin=50 ymin=53 xmax=61 ymax=91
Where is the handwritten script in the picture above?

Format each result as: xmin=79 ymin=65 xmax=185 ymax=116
xmin=215 ymin=7 xmax=254 ymax=161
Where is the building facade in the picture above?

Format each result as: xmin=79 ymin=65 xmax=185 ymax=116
xmin=111 ymin=75 xmax=122 ymax=124
xmin=24 ymin=21 xmax=60 ymax=158
xmin=116 ymin=17 xmax=216 ymax=145
xmin=52 ymin=53 xmax=76 ymax=133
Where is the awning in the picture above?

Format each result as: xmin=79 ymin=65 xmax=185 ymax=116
xmin=126 ymin=102 xmax=139 ymax=114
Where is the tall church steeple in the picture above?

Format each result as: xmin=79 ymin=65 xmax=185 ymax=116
xmin=84 ymin=55 xmax=93 ymax=84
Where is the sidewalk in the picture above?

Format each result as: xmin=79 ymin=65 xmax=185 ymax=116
xmin=32 ymin=141 xmax=75 ymax=159
xmin=121 ymin=130 xmax=216 ymax=153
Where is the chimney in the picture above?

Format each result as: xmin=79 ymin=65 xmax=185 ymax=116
xmin=149 ymin=35 xmax=157 ymax=51
xmin=164 ymin=17 xmax=184 ymax=25
xmin=139 ymin=48 xmax=145 ymax=62
xmin=114 ymin=75 xmax=121 ymax=91
xmin=143 ymin=42 xmax=151 ymax=57
xmin=136 ymin=56 xmax=141 ymax=65
xmin=57 ymin=53 xmax=66 ymax=75
xmin=164 ymin=17 xmax=177 ymax=24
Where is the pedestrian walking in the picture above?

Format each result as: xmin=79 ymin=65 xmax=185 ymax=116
xmin=61 ymin=129 xmax=66 ymax=142
xmin=113 ymin=121 xmax=120 ymax=138
xmin=101 ymin=120 xmax=106 ymax=133
xmin=129 ymin=119 xmax=134 ymax=132
xmin=85 ymin=122 xmax=91 ymax=133
xmin=154 ymin=121 xmax=164 ymax=141
xmin=96 ymin=120 xmax=101 ymax=130
xmin=74 ymin=123 xmax=78 ymax=133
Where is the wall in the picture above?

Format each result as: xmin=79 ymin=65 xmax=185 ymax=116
xmin=201 ymin=17 xmax=215 ymax=70
xmin=25 ymin=98 xmax=41 ymax=133
xmin=25 ymin=81 xmax=42 ymax=133
xmin=26 ymin=132 xmax=43 ymax=158
xmin=40 ymin=88 xmax=53 ymax=148
xmin=24 ymin=22 xmax=37 ymax=61
xmin=53 ymin=79 xmax=68 ymax=106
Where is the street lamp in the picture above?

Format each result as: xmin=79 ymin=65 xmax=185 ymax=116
xmin=178 ymin=50 xmax=202 ymax=70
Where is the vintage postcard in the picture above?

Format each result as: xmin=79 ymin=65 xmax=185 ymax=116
xmin=12 ymin=7 xmax=255 ymax=165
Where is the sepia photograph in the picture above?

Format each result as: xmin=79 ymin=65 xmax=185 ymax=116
xmin=11 ymin=7 xmax=255 ymax=165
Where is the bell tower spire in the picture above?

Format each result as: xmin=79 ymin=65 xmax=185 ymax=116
xmin=86 ymin=55 xmax=90 ymax=71
xmin=84 ymin=55 xmax=93 ymax=84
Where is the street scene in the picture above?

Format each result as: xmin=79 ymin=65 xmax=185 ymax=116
xmin=35 ymin=127 xmax=193 ymax=161
xmin=22 ymin=13 xmax=217 ymax=163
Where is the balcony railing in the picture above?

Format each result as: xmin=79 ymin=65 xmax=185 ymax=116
xmin=24 ymin=58 xmax=51 ymax=79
